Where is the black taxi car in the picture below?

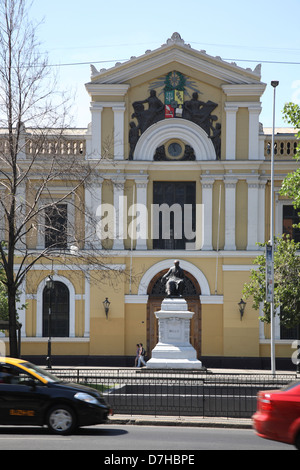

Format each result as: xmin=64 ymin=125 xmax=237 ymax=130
xmin=0 ymin=357 xmax=112 ymax=434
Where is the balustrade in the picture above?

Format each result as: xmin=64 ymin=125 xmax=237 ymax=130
xmin=0 ymin=135 xmax=86 ymax=158
xmin=26 ymin=138 xmax=85 ymax=157
xmin=264 ymin=136 xmax=299 ymax=159
xmin=0 ymin=132 xmax=298 ymax=161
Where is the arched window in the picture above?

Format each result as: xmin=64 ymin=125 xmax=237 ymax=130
xmin=42 ymin=281 xmax=70 ymax=337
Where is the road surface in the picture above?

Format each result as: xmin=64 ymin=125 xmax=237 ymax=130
xmin=0 ymin=424 xmax=294 ymax=451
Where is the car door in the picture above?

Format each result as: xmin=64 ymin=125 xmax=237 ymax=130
xmin=0 ymin=364 xmax=49 ymax=425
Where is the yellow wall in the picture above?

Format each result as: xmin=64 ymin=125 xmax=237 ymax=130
xmin=201 ymin=304 xmax=223 ymax=356
xmin=124 ymin=304 xmax=147 ymax=357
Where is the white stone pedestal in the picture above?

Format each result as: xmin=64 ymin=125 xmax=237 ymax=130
xmin=146 ymin=298 xmax=203 ymax=369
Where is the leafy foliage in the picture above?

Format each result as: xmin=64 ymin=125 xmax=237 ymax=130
xmin=242 ymin=236 xmax=300 ymax=328
xmin=0 ymin=280 xmax=8 ymax=322
xmin=280 ymin=103 xmax=300 ymax=209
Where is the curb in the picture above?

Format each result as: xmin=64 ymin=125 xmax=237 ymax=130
xmin=109 ymin=415 xmax=253 ymax=429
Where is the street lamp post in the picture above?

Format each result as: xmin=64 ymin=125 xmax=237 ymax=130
xmin=270 ymin=80 xmax=279 ymax=377
xmin=46 ymin=275 xmax=54 ymax=369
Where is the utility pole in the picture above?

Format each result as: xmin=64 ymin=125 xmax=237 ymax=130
xmin=270 ymin=80 xmax=279 ymax=377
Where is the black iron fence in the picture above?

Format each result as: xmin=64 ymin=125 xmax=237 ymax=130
xmin=50 ymin=368 xmax=298 ymax=419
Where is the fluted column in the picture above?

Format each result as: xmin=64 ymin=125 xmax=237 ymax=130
xmin=247 ymin=178 xmax=258 ymax=250
xmin=248 ymin=104 xmax=262 ymax=160
xmin=224 ymin=177 xmax=237 ymax=250
xmin=134 ymin=176 xmax=149 ymax=250
xmin=113 ymin=104 xmax=126 ymax=160
xmin=200 ymin=175 xmax=214 ymax=250
xmin=257 ymin=178 xmax=267 ymax=245
xmin=112 ymin=176 xmax=126 ymax=250
xmin=89 ymin=102 xmax=103 ymax=159
xmin=224 ymin=103 xmax=238 ymax=160
xmin=85 ymin=176 xmax=102 ymax=249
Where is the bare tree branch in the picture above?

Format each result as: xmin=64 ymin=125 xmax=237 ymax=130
xmin=0 ymin=0 xmax=129 ymax=356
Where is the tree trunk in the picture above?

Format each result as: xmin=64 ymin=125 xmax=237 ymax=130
xmin=8 ymin=288 xmax=18 ymax=358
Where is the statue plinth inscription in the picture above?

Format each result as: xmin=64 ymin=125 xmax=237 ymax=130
xmin=147 ymin=264 xmax=203 ymax=369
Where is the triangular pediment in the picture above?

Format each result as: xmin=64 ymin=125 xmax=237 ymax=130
xmin=87 ymin=33 xmax=263 ymax=87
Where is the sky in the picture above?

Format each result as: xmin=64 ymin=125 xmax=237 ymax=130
xmin=29 ymin=0 xmax=300 ymax=130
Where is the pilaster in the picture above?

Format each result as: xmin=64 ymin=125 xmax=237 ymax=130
xmin=113 ymin=104 xmax=126 ymax=160
xmin=89 ymin=102 xmax=103 ymax=159
xmin=247 ymin=175 xmax=266 ymax=249
xmin=112 ymin=176 xmax=126 ymax=250
xmin=224 ymin=176 xmax=237 ymax=250
xmin=248 ymin=104 xmax=262 ymax=160
xmin=134 ymin=175 xmax=149 ymax=250
xmin=200 ymin=175 xmax=214 ymax=250
xmin=85 ymin=176 xmax=103 ymax=249
xmin=224 ymin=104 xmax=238 ymax=160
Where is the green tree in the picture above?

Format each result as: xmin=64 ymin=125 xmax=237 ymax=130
xmin=242 ymin=236 xmax=300 ymax=329
xmin=0 ymin=280 xmax=9 ymax=322
xmin=280 ymin=103 xmax=300 ymax=208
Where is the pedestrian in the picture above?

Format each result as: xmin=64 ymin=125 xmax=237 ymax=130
xmin=134 ymin=344 xmax=139 ymax=367
xmin=137 ymin=343 xmax=146 ymax=367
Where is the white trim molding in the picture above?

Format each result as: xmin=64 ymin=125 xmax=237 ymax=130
xmin=200 ymin=295 xmax=224 ymax=304
xmin=36 ymin=275 xmax=76 ymax=338
xmin=222 ymin=84 xmax=266 ymax=97
xmin=222 ymin=265 xmax=257 ymax=271
xmin=133 ymin=119 xmax=216 ymax=161
xmin=85 ymin=83 xmax=130 ymax=98
xmin=138 ymin=259 xmax=211 ymax=296
xmin=124 ymin=295 xmax=149 ymax=304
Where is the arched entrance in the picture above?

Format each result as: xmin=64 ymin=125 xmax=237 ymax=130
xmin=42 ymin=281 xmax=70 ymax=337
xmin=147 ymin=270 xmax=201 ymax=358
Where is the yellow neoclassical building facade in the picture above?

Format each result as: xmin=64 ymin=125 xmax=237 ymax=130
xmin=1 ymin=33 xmax=299 ymax=369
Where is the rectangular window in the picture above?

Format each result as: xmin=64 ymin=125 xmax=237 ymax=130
xmin=283 ymin=205 xmax=300 ymax=243
xmin=44 ymin=204 xmax=68 ymax=249
xmin=280 ymin=324 xmax=298 ymax=340
xmin=153 ymin=182 xmax=196 ymax=250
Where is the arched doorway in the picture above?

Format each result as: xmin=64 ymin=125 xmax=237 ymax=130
xmin=42 ymin=281 xmax=70 ymax=337
xmin=147 ymin=270 xmax=201 ymax=358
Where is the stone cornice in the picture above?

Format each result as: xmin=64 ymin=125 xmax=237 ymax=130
xmin=85 ymin=83 xmax=130 ymax=98
xmin=222 ymin=84 xmax=266 ymax=97
xmin=89 ymin=47 xmax=263 ymax=87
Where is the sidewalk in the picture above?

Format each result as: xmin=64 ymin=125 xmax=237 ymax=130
xmin=109 ymin=414 xmax=253 ymax=429
xmin=50 ymin=365 xmax=298 ymax=375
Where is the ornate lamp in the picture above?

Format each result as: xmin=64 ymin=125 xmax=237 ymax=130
xmin=46 ymin=275 xmax=54 ymax=290
xmin=103 ymin=298 xmax=110 ymax=319
xmin=238 ymin=298 xmax=246 ymax=320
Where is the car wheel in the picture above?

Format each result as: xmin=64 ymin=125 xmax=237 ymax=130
xmin=295 ymin=432 xmax=300 ymax=450
xmin=46 ymin=405 xmax=76 ymax=434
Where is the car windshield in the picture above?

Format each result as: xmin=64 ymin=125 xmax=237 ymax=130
xmin=22 ymin=362 xmax=61 ymax=383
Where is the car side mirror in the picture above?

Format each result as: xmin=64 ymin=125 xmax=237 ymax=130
xmin=25 ymin=378 xmax=36 ymax=389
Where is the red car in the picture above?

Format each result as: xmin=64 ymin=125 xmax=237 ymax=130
xmin=252 ymin=381 xmax=300 ymax=450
